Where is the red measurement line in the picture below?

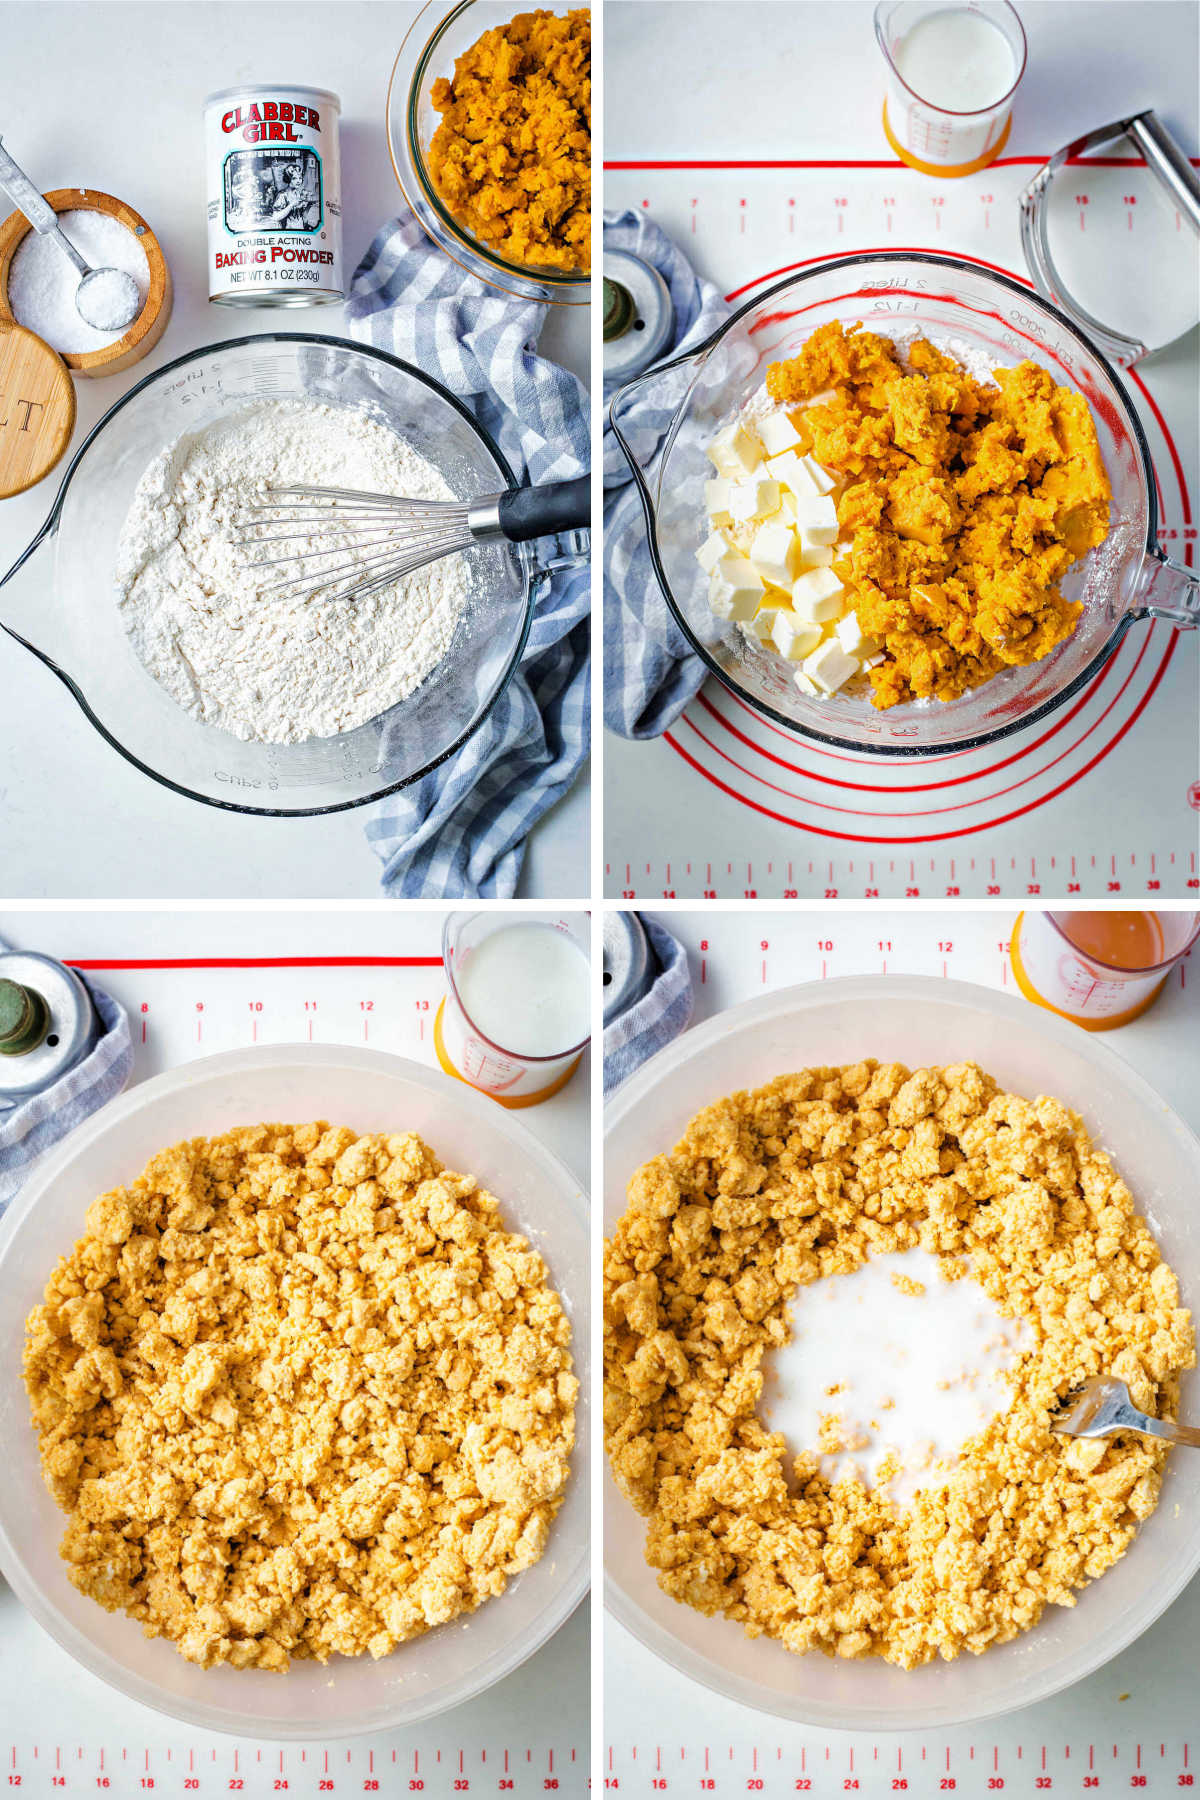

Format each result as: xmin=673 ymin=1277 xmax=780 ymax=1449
xmin=605 ymin=154 xmax=1199 ymax=169
xmin=65 ymin=956 xmax=443 ymax=970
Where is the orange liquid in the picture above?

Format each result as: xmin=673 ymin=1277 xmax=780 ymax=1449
xmin=1010 ymin=911 xmax=1168 ymax=1031
xmin=1056 ymin=911 xmax=1165 ymax=971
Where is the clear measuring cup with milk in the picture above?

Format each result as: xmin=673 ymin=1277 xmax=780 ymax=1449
xmin=436 ymin=913 xmax=590 ymax=1107
xmin=875 ymin=1 xmax=1027 ymax=176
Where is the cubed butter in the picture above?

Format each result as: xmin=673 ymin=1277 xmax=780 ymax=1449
xmin=695 ymin=530 xmax=728 ymax=575
xmin=794 ymin=670 xmax=820 ymax=697
xmin=709 ymin=552 xmax=764 ymax=622
xmin=707 ymin=420 xmax=763 ymax=476
xmin=743 ymin=606 xmax=780 ymax=642
xmin=799 ymin=453 xmax=837 ymax=495
xmin=797 ymin=542 xmax=835 ymax=571
xmin=766 ymin=450 xmax=821 ymax=500
xmin=802 ymin=638 xmax=860 ymax=694
xmin=705 ymin=477 xmax=732 ymax=525
xmin=785 ymin=408 xmax=814 ymax=453
xmin=757 ymin=410 xmax=804 ymax=457
xmin=749 ymin=520 xmax=800 ymax=589
xmin=835 ymin=612 xmax=877 ymax=657
xmin=793 ymin=495 xmax=839 ymax=548
xmin=792 ymin=565 xmax=845 ymax=623
xmin=770 ymin=609 xmax=822 ymax=661
xmin=728 ymin=477 xmax=781 ymax=524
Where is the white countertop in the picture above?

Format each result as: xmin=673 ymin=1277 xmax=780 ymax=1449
xmin=605 ymin=906 xmax=1199 ymax=1789
xmin=0 ymin=907 xmax=590 ymax=1790
xmin=0 ymin=3 xmax=590 ymax=899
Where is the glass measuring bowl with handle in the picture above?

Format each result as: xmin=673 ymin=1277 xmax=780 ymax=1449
xmin=609 ymin=251 xmax=1199 ymax=757
xmin=0 ymin=334 xmax=587 ymax=816
xmin=436 ymin=910 xmax=590 ymax=1107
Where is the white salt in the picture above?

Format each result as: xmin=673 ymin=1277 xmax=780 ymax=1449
xmin=7 ymin=209 xmax=149 ymax=354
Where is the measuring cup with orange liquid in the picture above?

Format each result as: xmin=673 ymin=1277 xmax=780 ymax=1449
xmin=875 ymin=1 xmax=1027 ymax=177
xmin=1011 ymin=911 xmax=1200 ymax=1030
xmin=435 ymin=912 xmax=590 ymax=1106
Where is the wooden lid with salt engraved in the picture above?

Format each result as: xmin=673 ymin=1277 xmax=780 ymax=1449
xmin=0 ymin=318 xmax=75 ymax=498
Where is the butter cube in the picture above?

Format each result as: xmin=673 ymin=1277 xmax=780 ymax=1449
xmin=743 ymin=606 xmax=780 ymax=643
xmin=770 ymin=609 xmax=822 ymax=661
xmin=709 ymin=553 xmax=763 ymax=622
xmin=778 ymin=490 xmax=797 ymax=525
xmin=766 ymin=450 xmax=821 ymax=500
xmin=793 ymin=495 xmax=839 ymax=548
xmin=792 ymin=566 xmax=845 ymax=623
xmin=800 ymin=454 xmax=837 ymax=495
xmin=797 ymin=542 xmax=834 ymax=570
xmin=794 ymin=670 xmax=820 ymax=697
xmin=705 ymin=477 xmax=733 ymax=525
xmin=836 ymin=612 xmax=878 ymax=657
xmin=707 ymin=420 xmax=763 ymax=476
xmin=695 ymin=530 xmax=729 ymax=575
xmin=728 ymin=477 xmax=781 ymax=524
xmin=786 ymin=408 xmax=814 ymax=453
xmin=749 ymin=520 xmax=800 ymax=589
xmin=802 ymin=638 xmax=860 ymax=694
xmin=758 ymin=410 xmax=804 ymax=457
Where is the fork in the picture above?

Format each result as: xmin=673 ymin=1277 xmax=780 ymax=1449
xmin=1052 ymin=1377 xmax=1200 ymax=1448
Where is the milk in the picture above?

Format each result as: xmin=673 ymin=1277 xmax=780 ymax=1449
xmin=759 ymin=1247 xmax=1030 ymax=1506
xmin=894 ymin=8 xmax=1016 ymax=112
xmin=456 ymin=924 xmax=590 ymax=1057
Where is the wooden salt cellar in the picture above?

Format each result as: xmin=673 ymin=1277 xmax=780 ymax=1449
xmin=0 ymin=188 xmax=172 ymax=379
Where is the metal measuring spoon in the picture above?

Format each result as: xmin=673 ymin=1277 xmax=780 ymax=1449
xmin=0 ymin=137 xmax=140 ymax=334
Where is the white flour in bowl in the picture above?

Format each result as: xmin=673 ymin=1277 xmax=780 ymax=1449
xmin=115 ymin=400 xmax=470 ymax=743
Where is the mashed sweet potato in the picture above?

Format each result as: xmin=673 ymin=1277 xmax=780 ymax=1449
xmin=428 ymin=9 xmax=591 ymax=274
xmin=766 ymin=323 xmax=1112 ymax=708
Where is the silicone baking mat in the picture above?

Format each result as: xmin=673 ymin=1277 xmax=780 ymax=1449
xmin=605 ymin=129 xmax=1199 ymax=899
xmin=605 ymin=906 xmax=1199 ymax=1794
xmin=0 ymin=912 xmax=588 ymax=1798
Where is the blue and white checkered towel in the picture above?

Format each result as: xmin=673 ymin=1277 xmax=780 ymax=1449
xmin=603 ymin=210 xmax=730 ymax=740
xmin=603 ymin=915 xmax=693 ymax=1094
xmin=0 ymin=947 xmax=133 ymax=1213
xmin=346 ymin=213 xmax=590 ymax=899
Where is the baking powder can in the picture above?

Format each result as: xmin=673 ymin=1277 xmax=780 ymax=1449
xmin=204 ymin=85 xmax=344 ymax=306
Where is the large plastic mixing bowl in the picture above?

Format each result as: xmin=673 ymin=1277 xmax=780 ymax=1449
xmin=610 ymin=253 xmax=1199 ymax=756
xmin=0 ymin=1046 xmax=590 ymax=1737
xmin=604 ymin=976 xmax=1200 ymax=1729
xmin=0 ymin=335 xmax=553 ymax=816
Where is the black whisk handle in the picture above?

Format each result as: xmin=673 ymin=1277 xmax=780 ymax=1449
xmin=496 ymin=475 xmax=591 ymax=543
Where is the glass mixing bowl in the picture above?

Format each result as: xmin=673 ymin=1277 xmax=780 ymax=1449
xmin=0 ymin=334 xmax=554 ymax=817
xmin=605 ymin=976 xmax=1200 ymax=1729
xmin=610 ymin=252 xmax=1199 ymax=756
xmin=388 ymin=0 xmax=590 ymax=306
xmin=0 ymin=1046 xmax=590 ymax=1736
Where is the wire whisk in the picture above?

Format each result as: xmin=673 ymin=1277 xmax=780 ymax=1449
xmin=233 ymin=475 xmax=591 ymax=607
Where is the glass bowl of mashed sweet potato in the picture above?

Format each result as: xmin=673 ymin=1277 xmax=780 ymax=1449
xmin=389 ymin=1 xmax=590 ymax=305
xmin=610 ymin=251 xmax=1199 ymax=756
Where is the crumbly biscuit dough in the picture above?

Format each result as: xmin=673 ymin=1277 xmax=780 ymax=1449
xmin=766 ymin=323 xmax=1111 ymax=708
xmin=428 ymin=9 xmax=591 ymax=273
xmin=603 ymin=1063 xmax=1193 ymax=1667
xmin=25 ymin=1124 xmax=576 ymax=1671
